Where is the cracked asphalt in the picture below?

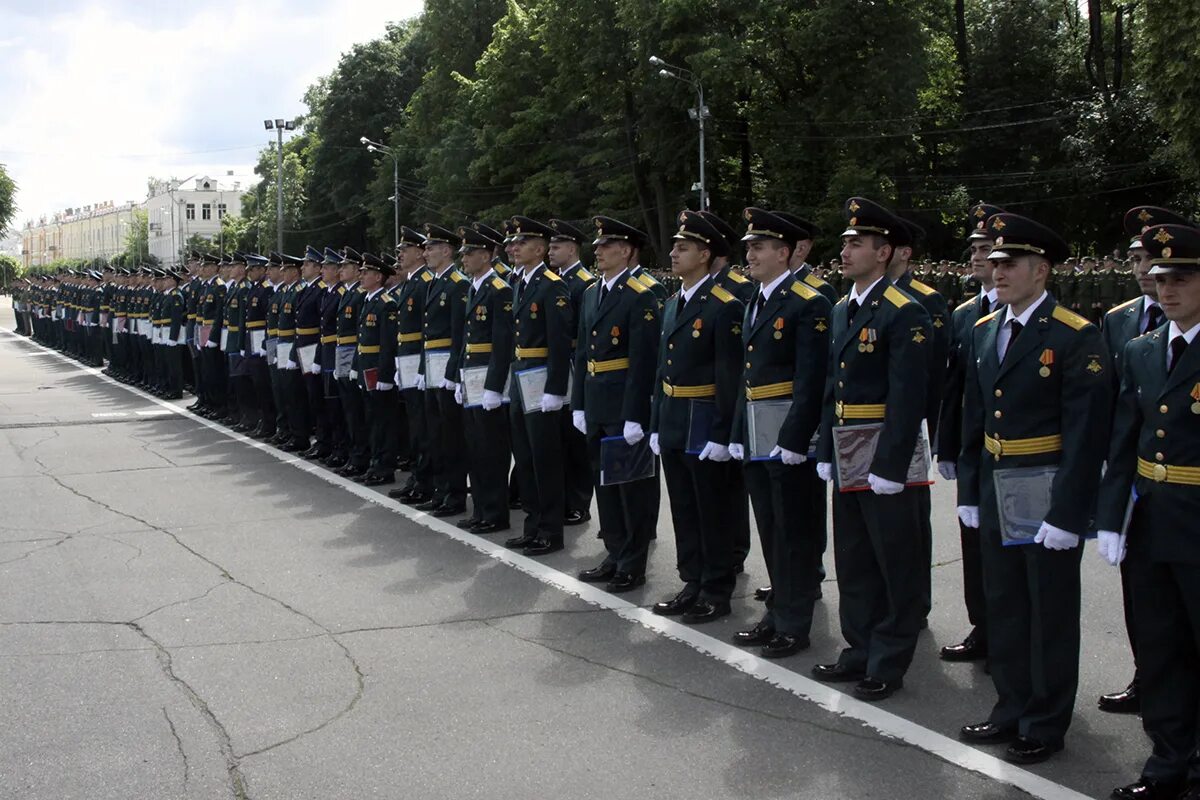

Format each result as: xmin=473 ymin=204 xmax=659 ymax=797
xmin=0 ymin=308 xmax=1146 ymax=800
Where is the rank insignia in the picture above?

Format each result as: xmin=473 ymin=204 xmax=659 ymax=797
xmin=503 ymin=303 xmax=512 ymax=312
xmin=732 ymin=325 xmax=741 ymax=335
xmin=1038 ymin=348 xmax=1056 ymax=377
xmin=913 ymin=330 xmax=926 ymax=344
xmin=815 ymin=319 xmax=828 ymax=332
xmin=644 ymin=310 xmax=654 ymax=321
xmin=933 ymin=318 xmax=943 ymax=328
xmin=556 ymin=297 xmax=567 ymax=308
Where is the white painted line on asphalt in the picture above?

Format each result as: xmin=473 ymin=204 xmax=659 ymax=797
xmin=91 ymin=412 xmax=129 ymax=418
xmin=2 ymin=330 xmax=1092 ymax=800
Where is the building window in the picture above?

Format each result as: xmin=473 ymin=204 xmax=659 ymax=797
xmin=202 ymin=204 xmax=212 ymax=221
xmin=217 ymin=203 xmax=227 ymax=219
xmin=186 ymin=203 xmax=196 ymax=221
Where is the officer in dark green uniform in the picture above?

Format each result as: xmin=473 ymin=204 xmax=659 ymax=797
xmin=504 ymin=216 xmax=574 ymax=556
xmin=648 ymin=211 xmax=745 ymax=624
xmin=414 ymin=224 xmax=470 ymax=513
xmin=295 ymin=247 xmax=329 ymax=459
xmin=242 ymin=254 xmax=274 ymax=439
xmin=1095 ymin=206 xmax=1195 ymax=716
xmin=454 ymin=225 xmax=514 ymax=533
xmin=724 ymin=209 xmax=831 ymax=654
xmin=273 ymin=253 xmax=308 ymax=451
xmin=548 ymin=218 xmax=596 ymax=527
xmin=1096 ymin=223 xmax=1200 ymax=800
xmin=353 ymin=252 xmax=399 ymax=485
xmin=195 ymin=254 xmax=227 ymax=419
xmin=812 ymin=197 xmax=932 ymax=701
xmin=572 ymin=216 xmax=661 ymax=590
xmin=161 ymin=269 xmax=186 ymax=398
xmin=957 ymin=212 xmax=1111 ymax=764
xmin=937 ymin=202 xmax=1004 ymax=664
xmin=390 ymin=229 xmax=436 ymax=501
xmin=222 ymin=253 xmax=253 ymax=426
xmin=315 ymin=247 xmax=348 ymax=468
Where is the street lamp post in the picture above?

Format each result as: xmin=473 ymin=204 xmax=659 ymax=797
xmin=360 ymin=136 xmax=399 ymax=248
xmin=264 ymin=118 xmax=297 ymax=253
xmin=649 ymin=55 xmax=709 ymax=211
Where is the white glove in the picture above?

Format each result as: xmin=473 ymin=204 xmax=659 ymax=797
xmin=572 ymin=409 xmax=587 ymax=434
xmin=957 ymin=505 xmax=979 ymax=528
xmin=439 ymin=377 xmax=452 ymax=391
xmin=769 ymin=445 xmax=806 ymax=466
xmin=699 ymin=441 xmax=731 ymax=462
xmin=817 ymin=462 xmax=832 ymax=482
xmin=541 ymin=393 xmax=565 ymax=413
xmin=454 ymin=382 xmax=464 ymax=405
xmin=728 ymin=443 xmax=745 ymax=461
xmin=1035 ymin=521 xmax=1080 ymax=551
xmin=649 ymin=433 xmax=661 ymax=455
xmin=306 ymin=362 xmax=321 ymax=376
xmin=623 ymin=420 xmax=645 ymax=445
xmin=349 ymin=369 xmax=358 ymax=380
xmin=415 ymin=373 xmax=426 ymax=391
xmin=868 ymin=473 xmax=904 ymax=495
xmin=376 ymin=382 xmax=394 ymax=391
xmin=204 ymin=339 xmax=217 ymax=349
xmin=937 ymin=460 xmax=957 ymax=480
xmin=1096 ymin=530 xmax=1127 ymax=566
xmin=482 ymin=390 xmax=503 ymax=411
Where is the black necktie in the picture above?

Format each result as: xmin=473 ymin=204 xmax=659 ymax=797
xmin=468 ymin=286 xmax=477 ymax=303
xmin=754 ymin=292 xmax=766 ymax=323
xmin=979 ymin=295 xmax=990 ymax=316
xmin=1169 ymin=335 xmax=1188 ymax=374
xmin=1145 ymin=304 xmax=1164 ymax=334
xmin=847 ymin=298 xmax=860 ymax=329
xmin=1004 ymin=320 xmax=1023 ymax=362
xmin=599 ymin=283 xmax=608 ymax=309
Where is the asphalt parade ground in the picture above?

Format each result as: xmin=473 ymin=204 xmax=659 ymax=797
xmin=0 ymin=306 xmax=1143 ymax=800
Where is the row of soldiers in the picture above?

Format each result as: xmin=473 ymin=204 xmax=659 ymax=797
xmin=12 ymin=199 xmax=1200 ymax=800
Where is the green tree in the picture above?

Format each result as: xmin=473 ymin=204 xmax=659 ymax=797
xmin=121 ymin=208 xmax=150 ymax=265
xmin=0 ymin=164 xmax=16 ymax=235
xmin=0 ymin=253 xmax=21 ymax=290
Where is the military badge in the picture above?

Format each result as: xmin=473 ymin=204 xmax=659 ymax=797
xmin=815 ymin=319 xmax=828 ymax=332
xmin=1191 ymin=383 xmax=1200 ymax=414
xmin=692 ymin=319 xmax=703 ymax=338
xmin=1040 ymin=348 xmax=1055 ymax=377
xmin=611 ymin=325 xmax=620 ymax=344
xmin=858 ymin=328 xmax=876 ymax=352
xmin=773 ymin=317 xmax=784 ymax=340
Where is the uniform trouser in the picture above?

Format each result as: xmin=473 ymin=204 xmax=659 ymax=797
xmin=152 ymin=342 xmax=164 ymax=388
xmin=248 ymin=358 xmax=275 ymax=433
xmin=1128 ymin=547 xmax=1200 ymax=785
xmin=268 ymin=364 xmax=287 ymax=433
xmin=1119 ymin=556 xmax=1140 ymax=682
xmin=746 ymin=459 xmax=826 ymax=636
xmin=959 ymin=520 xmax=988 ymax=637
xmin=916 ymin=485 xmax=934 ymax=620
xmin=164 ymin=345 xmax=183 ymax=394
xmin=387 ymin=390 xmax=408 ymax=464
xmin=661 ymin=448 xmax=735 ymax=603
xmin=363 ymin=388 xmax=396 ymax=475
xmin=588 ymin=423 xmax=658 ymax=576
xmin=466 ymin=405 xmax=511 ymax=525
xmin=190 ymin=347 xmax=205 ymax=400
xmin=279 ymin=368 xmax=309 ymax=445
xmin=400 ymin=387 xmax=431 ymax=492
xmin=303 ymin=372 xmax=329 ymax=450
xmin=338 ymin=378 xmax=369 ymax=469
xmin=232 ymin=368 xmax=259 ymax=427
xmin=728 ymin=462 xmax=753 ymax=568
xmin=979 ymin=523 xmax=1082 ymax=745
xmin=832 ymin=487 xmax=926 ymax=682
xmin=322 ymin=373 xmax=347 ymax=457
xmin=140 ymin=337 xmax=153 ymax=382
xmin=509 ymin=403 xmax=565 ymax=543
xmin=560 ymin=410 xmax=593 ymax=515
xmin=425 ymin=388 xmax=467 ymax=507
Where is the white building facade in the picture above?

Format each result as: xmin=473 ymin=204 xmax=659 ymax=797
xmin=146 ymin=174 xmax=247 ymax=265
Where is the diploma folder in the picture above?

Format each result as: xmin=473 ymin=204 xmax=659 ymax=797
xmin=832 ymin=420 xmax=932 ymax=492
xmin=599 ymin=436 xmax=657 ymax=486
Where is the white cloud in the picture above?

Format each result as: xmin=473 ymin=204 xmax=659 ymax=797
xmin=0 ymin=0 xmax=422 ymax=226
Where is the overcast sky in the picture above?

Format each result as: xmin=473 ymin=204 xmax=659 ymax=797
xmin=0 ymin=0 xmax=422 ymax=227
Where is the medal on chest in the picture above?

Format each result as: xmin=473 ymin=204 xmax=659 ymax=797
xmin=858 ymin=328 xmax=876 ymax=352
xmin=692 ymin=319 xmax=703 ymax=338
xmin=1191 ymin=383 xmax=1200 ymax=415
xmin=1039 ymin=348 xmax=1054 ymax=378
xmin=611 ymin=325 xmax=620 ymax=345
xmin=773 ymin=317 xmax=784 ymax=340
xmin=530 ymin=302 xmax=538 ymax=320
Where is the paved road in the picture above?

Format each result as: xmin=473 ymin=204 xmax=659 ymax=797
xmin=0 ymin=307 xmax=1142 ymax=800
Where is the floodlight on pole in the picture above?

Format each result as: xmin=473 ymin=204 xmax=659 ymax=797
xmin=362 ymin=136 xmax=400 ymax=248
xmin=263 ymin=117 xmax=299 ymax=252
xmin=649 ymin=55 xmax=709 ymax=210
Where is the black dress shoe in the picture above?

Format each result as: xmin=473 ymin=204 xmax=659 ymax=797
xmin=400 ymin=493 xmax=432 ymax=506
xmin=853 ymin=677 xmax=902 ymax=701
xmin=1111 ymin=779 xmax=1185 ymax=800
xmin=753 ymin=586 xmax=771 ymax=602
xmin=959 ymin=721 xmax=1018 ymax=744
xmin=504 ymin=534 xmax=539 ymax=550
xmin=653 ymin=589 xmax=699 ymax=617
xmin=413 ymin=498 xmax=441 ymax=511
xmin=471 ymin=521 xmax=510 ymax=534
xmin=508 ymin=497 xmax=523 ymax=510
xmin=396 ymin=459 xmax=414 ymax=471
xmin=733 ymin=622 xmax=775 ymax=646
xmin=385 ymin=486 xmax=412 ymax=500
xmin=338 ymin=464 xmax=366 ymax=478
xmin=761 ymin=633 xmax=809 ymax=659
xmin=940 ymin=632 xmax=988 ymax=662
xmin=162 ymin=391 xmax=182 ymax=400
xmin=523 ymin=538 xmax=564 ymax=556
xmin=323 ymin=456 xmax=348 ymax=470
xmin=564 ymin=509 xmax=591 ymax=526
xmin=431 ymin=504 xmax=467 ymax=518
xmin=361 ymin=473 xmax=394 ymax=487
xmin=1099 ymin=680 xmax=1140 ymax=714
xmin=577 ymin=564 xmax=616 ymax=583
xmin=606 ymin=573 xmax=646 ymax=593
xmin=1003 ymin=736 xmax=1062 ymax=764
xmin=811 ymin=662 xmax=867 ymax=683
xmin=279 ymin=441 xmax=303 ymax=453
xmin=681 ymin=599 xmax=730 ymax=624
xmin=456 ymin=518 xmax=483 ymax=530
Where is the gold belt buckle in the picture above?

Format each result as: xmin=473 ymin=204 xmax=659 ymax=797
xmin=1153 ymin=463 xmax=1168 ymax=482
xmin=835 ymin=401 xmax=844 ymax=417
